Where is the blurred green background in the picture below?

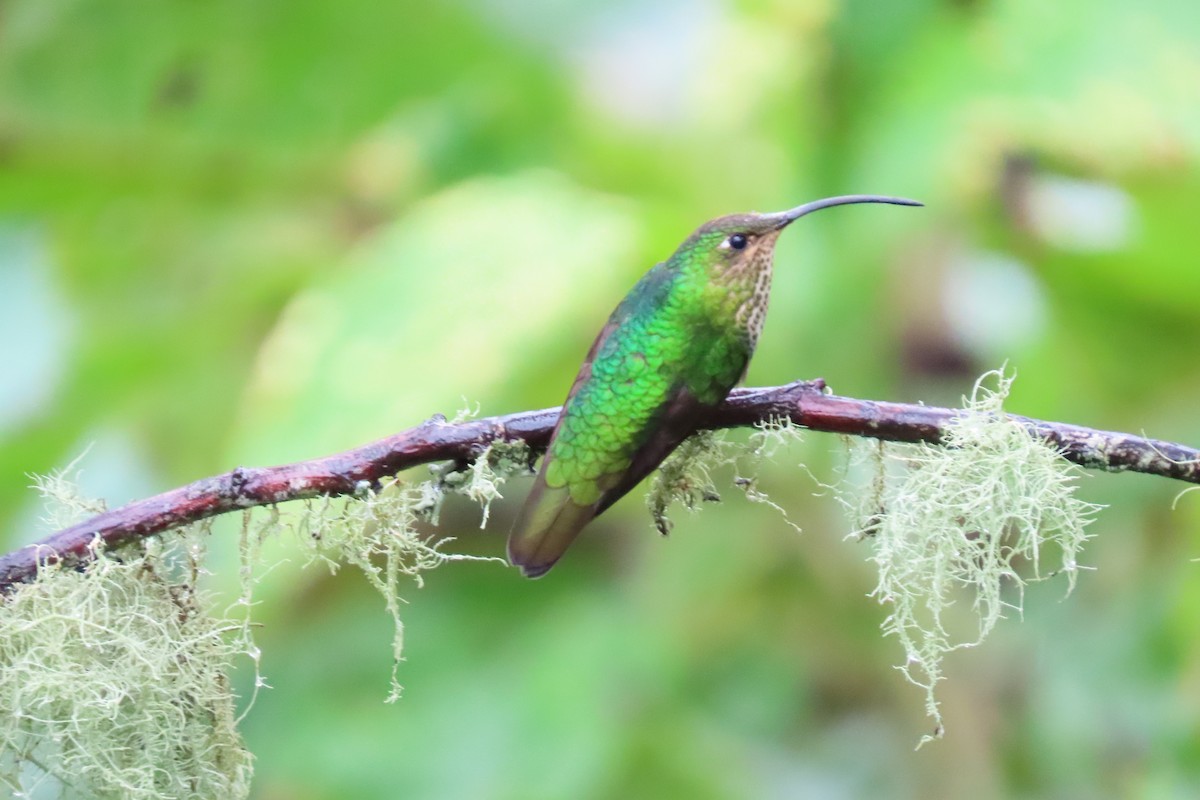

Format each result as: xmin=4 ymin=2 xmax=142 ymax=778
xmin=2 ymin=0 xmax=1200 ymax=797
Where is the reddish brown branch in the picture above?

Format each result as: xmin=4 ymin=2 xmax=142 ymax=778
xmin=3 ymin=380 xmax=1197 ymax=592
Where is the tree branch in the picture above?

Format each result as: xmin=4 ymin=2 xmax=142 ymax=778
xmin=3 ymin=379 xmax=1197 ymax=592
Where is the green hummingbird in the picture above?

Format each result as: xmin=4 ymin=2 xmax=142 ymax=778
xmin=508 ymin=194 xmax=922 ymax=577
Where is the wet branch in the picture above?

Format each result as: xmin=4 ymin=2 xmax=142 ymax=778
xmin=3 ymin=379 xmax=1197 ymax=592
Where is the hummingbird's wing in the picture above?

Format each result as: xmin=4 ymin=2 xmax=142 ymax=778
xmin=506 ymin=313 xmax=622 ymax=579
xmin=592 ymin=383 xmax=712 ymax=516
xmin=508 ymin=265 xmax=671 ymax=577
xmin=508 ymin=264 xmax=744 ymax=577
xmin=507 ymin=379 xmax=711 ymax=578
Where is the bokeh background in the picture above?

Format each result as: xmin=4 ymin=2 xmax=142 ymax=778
xmin=2 ymin=0 xmax=1200 ymax=797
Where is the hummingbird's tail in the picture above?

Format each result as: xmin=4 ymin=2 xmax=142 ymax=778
xmin=507 ymin=480 xmax=596 ymax=578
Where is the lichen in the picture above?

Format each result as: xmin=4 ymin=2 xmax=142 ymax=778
xmin=842 ymin=369 xmax=1099 ymax=745
xmin=0 ymin=433 xmax=522 ymax=797
xmin=294 ymin=464 xmax=510 ymax=702
xmin=647 ymin=418 xmax=805 ymax=535
xmin=430 ymin=440 xmax=533 ymax=528
xmin=27 ymin=448 xmax=107 ymax=531
xmin=0 ymin=535 xmax=254 ymax=799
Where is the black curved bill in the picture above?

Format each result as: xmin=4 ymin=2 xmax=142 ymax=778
xmin=768 ymin=195 xmax=924 ymax=229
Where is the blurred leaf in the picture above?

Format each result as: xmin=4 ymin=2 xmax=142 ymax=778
xmin=231 ymin=171 xmax=642 ymax=462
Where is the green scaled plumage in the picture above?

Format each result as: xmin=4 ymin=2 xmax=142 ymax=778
xmin=508 ymin=195 xmax=922 ymax=577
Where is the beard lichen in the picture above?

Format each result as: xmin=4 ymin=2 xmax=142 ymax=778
xmin=288 ymin=442 xmax=520 ymax=702
xmin=1 ymin=459 xmax=254 ymax=799
xmin=647 ymin=418 xmax=805 ymax=536
xmin=2 ymin=436 xmax=522 ymax=797
xmin=0 ymin=533 xmax=254 ymax=800
xmin=842 ymin=369 xmax=1099 ymax=745
xmin=428 ymin=440 xmax=533 ymax=528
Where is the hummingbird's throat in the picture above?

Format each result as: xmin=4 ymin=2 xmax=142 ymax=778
xmin=713 ymin=235 xmax=778 ymax=348
xmin=735 ymin=255 xmax=773 ymax=348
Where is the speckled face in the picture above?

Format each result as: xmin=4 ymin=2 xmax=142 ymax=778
xmin=691 ymin=215 xmax=789 ymax=348
xmin=717 ymin=229 xmax=780 ymax=347
xmin=732 ymin=239 xmax=778 ymax=347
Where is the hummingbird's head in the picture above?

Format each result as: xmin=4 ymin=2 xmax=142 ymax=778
xmin=692 ymin=212 xmax=792 ymax=266
xmin=681 ymin=194 xmax=923 ymax=279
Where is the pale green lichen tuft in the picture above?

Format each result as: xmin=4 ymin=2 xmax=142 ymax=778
xmin=27 ymin=448 xmax=107 ymax=531
xmin=648 ymin=431 xmax=726 ymax=535
xmin=233 ymin=509 xmax=273 ymax=717
xmin=431 ymin=440 xmax=533 ymax=528
xmin=737 ymin=417 xmax=806 ymax=533
xmin=648 ymin=418 xmax=805 ymax=535
xmin=0 ymin=534 xmax=254 ymax=799
xmin=296 ymin=468 xmax=509 ymax=702
xmin=843 ymin=369 xmax=1099 ymax=745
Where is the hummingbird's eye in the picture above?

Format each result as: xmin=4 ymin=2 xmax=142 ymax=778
xmin=727 ymin=233 xmax=748 ymax=250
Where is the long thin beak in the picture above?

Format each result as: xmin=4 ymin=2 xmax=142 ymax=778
xmin=768 ymin=195 xmax=923 ymax=229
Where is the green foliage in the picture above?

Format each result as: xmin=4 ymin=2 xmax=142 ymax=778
xmin=1 ymin=0 xmax=1199 ymax=796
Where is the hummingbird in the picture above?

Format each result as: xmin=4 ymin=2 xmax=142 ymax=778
xmin=508 ymin=194 xmax=922 ymax=578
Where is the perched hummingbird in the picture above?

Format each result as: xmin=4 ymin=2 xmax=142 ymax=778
xmin=508 ymin=195 xmax=922 ymax=577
